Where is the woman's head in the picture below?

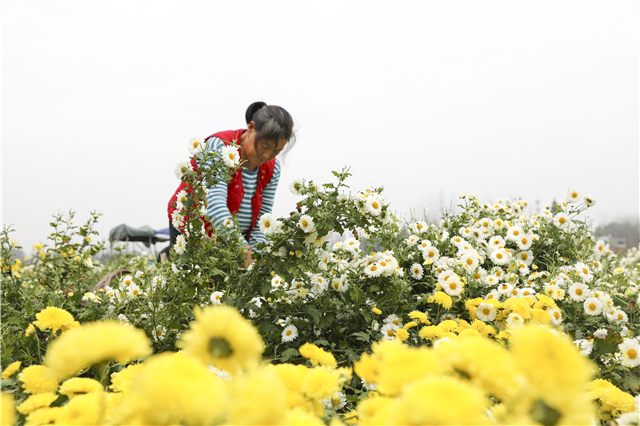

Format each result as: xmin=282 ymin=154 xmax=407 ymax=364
xmin=242 ymin=102 xmax=296 ymax=168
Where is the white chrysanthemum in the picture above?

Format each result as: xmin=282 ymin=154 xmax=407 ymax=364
xmin=412 ymin=221 xmax=429 ymax=234
xmin=506 ymin=312 xmax=524 ymax=327
xmin=259 ymin=213 xmax=280 ymax=236
xmin=289 ymin=178 xmax=304 ymax=196
xmin=220 ymin=145 xmax=240 ymax=168
xmin=363 ymin=262 xmax=383 ymax=278
xmin=583 ymin=297 xmax=603 ymax=316
xmin=380 ymin=322 xmax=398 ymax=340
xmin=515 ymin=233 xmax=534 ymax=251
xmin=323 ymin=392 xmax=347 ymax=410
xmin=188 ymin=136 xmax=205 ymax=155
xmin=281 ymin=325 xmax=298 ymax=343
xmin=422 ymin=246 xmax=440 ymax=263
xmin=497 ymin=282 xmax=513 ymax=296
xmin=344 ymin=237 xmax=360 ymax=253
xmin=120 ymin=275 xmax=134 ymax=288
xmin=174 ymin=235 xmax=187 ymax=255
xmin=117 ymin=314 xmax=130 ymax=326
xmin=553 ymin=212 xmax=571 ymax=229
xmin=506 ymin=226 xmax=525 ymax=242
xmin=618 ymin=339 xmax=640 ymax=368
xmin=475 ymin=303 xmax=496 ymax=321
xmin=608 ymin=308 xmax=629 ymax=324
xmin=298 ymin=215 xmax=316 ymax=233
xmin=568 ymin=282 xmax=590 ymax=301
xmin=547 ymin=308 xmax=562 ymax=325
xmin=210 ymin=291 xmax=223 ymax=305
xmin=442 ymin=275 xmax=464 ymax=296
xmin=152 ymin=326 xmax=167 ymax=341
xmin=459 ymin=250 xmax=479 ymax=272
xmin=582 ymin=194 xmax=597 ymax=207
xmin=383 ymin=314 xmax=403 ymax=328
xmin=126 ymin=283 xmax=142 ymax=298
xmin=410 ymin=263 xmax=424 ymax=280
xmin=489 ymin=248 xmax=510 ymax=265
xmin=574 ymin=262 xmax=593 ymax=283
xmin=174 ymin=160 xmax=192 ymax=180
xmin=405 ymin=234 xmax=419 ymax=246
xmin=331 ymin=276 xmax=349 ymax=293
xmin=365 ymin=197 xmax=383 ymax=216
xmin=271 ymin=275 xmax=284 ymax=289
xmin=566 ymin=188 xmax=581 ymax=204
xmin=417 ymin=240 xmax=431 ymax=251
xmin=171 ymin=210 xmax=185 ymax=229
xmin=515 ymin=250 xmax=534 ymax=266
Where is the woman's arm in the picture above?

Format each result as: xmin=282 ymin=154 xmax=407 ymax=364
xmin=248 ymin=159 xmax=282 ymax=248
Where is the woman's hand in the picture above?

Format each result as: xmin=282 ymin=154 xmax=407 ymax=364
xmin=243 ymin=243 xmax=254 ymax=268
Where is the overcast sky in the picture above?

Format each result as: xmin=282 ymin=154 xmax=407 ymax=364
xmin=2 ymin=1 xmax=639 ymax=252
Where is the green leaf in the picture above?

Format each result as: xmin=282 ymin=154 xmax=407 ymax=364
xmin=319 ymin=313 xmax=335 ymax=329
xmin=351 ymin=331 xmax=370 ymax=343
xmin=307 ymin=307 xmax=321 ymax=326
xmin=623 ymin=370 xmax=640 ymax=393
xmin=280 ymin=348 xmax=299 ymax=363
xmin=313 ymin=339 xmax=329 ymax=347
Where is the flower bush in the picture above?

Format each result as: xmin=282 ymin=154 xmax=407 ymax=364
xmin=1 ymin=137 xmax=639 ymax=425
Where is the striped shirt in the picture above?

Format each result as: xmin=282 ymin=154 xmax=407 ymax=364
xmin=203 ymin=137 xmax=281 ymax=248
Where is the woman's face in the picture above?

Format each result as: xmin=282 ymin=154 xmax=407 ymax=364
xmin=242 ymin=122 xmax=287 ymax=170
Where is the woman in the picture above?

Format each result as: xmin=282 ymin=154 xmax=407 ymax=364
xmin=166 ymin=102 xmax=295 ymax=265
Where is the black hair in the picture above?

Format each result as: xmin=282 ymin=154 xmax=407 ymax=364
xmin=245 ymin=102 xmax=296 ymax=154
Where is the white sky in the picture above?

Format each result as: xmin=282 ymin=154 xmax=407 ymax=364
xmin=2 ymin=1 xmax=639 ymax=251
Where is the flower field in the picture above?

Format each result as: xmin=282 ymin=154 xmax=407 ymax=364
xmin=1 ymin=139 xmax=639 ymax=425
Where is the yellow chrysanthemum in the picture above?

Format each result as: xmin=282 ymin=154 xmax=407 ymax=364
xmin=58 ymin=377 xmax=103 ymax=398
xmin=1 ymin=393 xmax=17 ymax=426
xmin=530 ymin=308 xmax=552 ymax=325
xmin=1 ymin=361 xmax=21 ymax=379
xmin=17 ymin=365 xmax=59 ymax=394
xmin=25 ymin=323 xmax=36 ymax=336
xmin=32 ymin=306 xmax=76 ymax=333
xmin=586 ymin=379 xmax=615 ymax=400
xmin=366 ymin=339 xmax=442 ymax=396
xmin=24 ymin=406 xmax=62 ymax=425
xmin=434 ymin=334 xmax=524 ymax=402
xmin=458 ymin=328 xmax=482 ymax=339
xmin=55 ymin=392 xmax=104 ymax=426
xmin=395 ymin=328 xmax=409 ymax=341
xmin=532 ymin=293 xmax=558 ymax=310
xmin=266 ymin=364 xmax=313 ymax=412
xmin=387 ymin=376 xmax=489 ymax=425
xmin=44 ymin=321 xmax=151 ymax=380
xmin=403 ymin=321 xmax=418 ymax=330
xmin=299 ymin=343 xmax=337 ymax=368
xmin=284 ymin=407 xmax=325 ymax=425
xmin=353 ymin=352 xmax=380 ymax=385
xmin=437 ymin=320 xmax=458 ymax=333
xmin=300 ymin=366 xmax=345 ymax=401
xmin=111 ymin=352 xmax=228 ymax=425
xmin=16 ymin=392 xmax=58 ymax=415
xmin=418 ymin=325 xmax=442 ymax=340
xmin=433 ymin=291 xmax=452 ymax=309
xmin=503 ymin=297 xmax=532 ymax=319
xmin=177 ymin=305 xmax=264 ymax=375
xmin=510 ymin=326 xmax=594 ymax=423
xmin=598 ymin=386 xmax=636 ymax=417
xmin=109 ymin=363 xmax=143 ymax=393
xmin=408 ymin=311 xmax=429 ymax=324
xmin=357 ymin=395 xmax=395 ymax=425
xmin=226 ymin=367 xmax=288 ymax=424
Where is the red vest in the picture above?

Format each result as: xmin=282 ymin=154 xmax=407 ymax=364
xmin=168 ymin=129 xmax=276 ymax=241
